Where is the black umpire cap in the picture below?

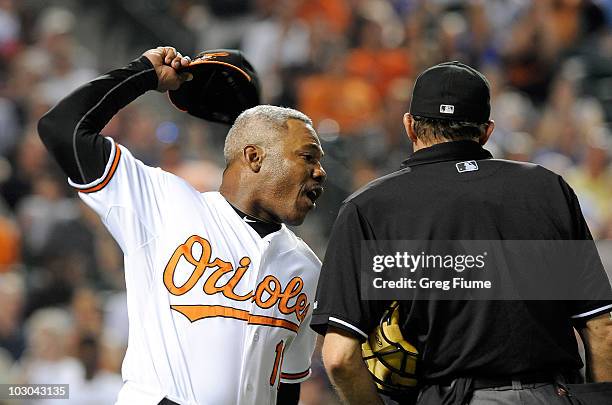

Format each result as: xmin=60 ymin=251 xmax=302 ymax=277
xmin=409 ymin=61 xmax=491 ymax=124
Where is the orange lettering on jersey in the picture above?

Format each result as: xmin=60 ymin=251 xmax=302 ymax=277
xmin=278 ymin=277 xmax=309 ymax=323
xmin=164 ymin=235 xmax=310 ymax=327
xmin=203 ymin=257 xmax=253 ymax=301
xmin=164 ymin=235 xmax=212 ymax=295
xmin=254 ymin=275 xmax=282 ymax=309
xmin=252 ymin=275 xmax=309 ymax=322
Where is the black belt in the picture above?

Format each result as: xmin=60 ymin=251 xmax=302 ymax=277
xmin=430 ymin=372 xmax=557 ymax=390
xmin=158 ymin=399 xmax=180 ymax=405
xmin=472 ymin=375 xmax=555 ymax=390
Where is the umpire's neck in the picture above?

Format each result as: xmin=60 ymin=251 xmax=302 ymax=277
xmin=403 ymin=113 xmax=494 ymax=152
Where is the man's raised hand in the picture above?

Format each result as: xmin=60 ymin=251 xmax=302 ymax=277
xmin=143 ymin=46 xmax=193 ymax=92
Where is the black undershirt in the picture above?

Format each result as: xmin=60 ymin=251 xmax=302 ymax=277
xmin=229 ymin=204 xmax=282 ymax=238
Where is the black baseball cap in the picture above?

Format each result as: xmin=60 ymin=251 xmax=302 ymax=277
xmin=169 ymin=49 xmax=261 ymax=124
xmin=409 ymin=61 xmax=490 ymax=123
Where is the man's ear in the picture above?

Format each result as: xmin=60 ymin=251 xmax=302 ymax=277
xmin=403 ymin=113 xmax=418 ymax=144
xmin=243 ymin=145 xmax=264 ymax=172
xmin=479 ymin=119 xmax=495 ymax=145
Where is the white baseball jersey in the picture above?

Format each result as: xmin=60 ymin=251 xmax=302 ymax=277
xmin=70 ymin=138 xmax=321 ymax=405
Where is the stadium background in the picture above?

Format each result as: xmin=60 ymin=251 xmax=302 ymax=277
xmin=0 ymin=0 xmax=611 ymax=403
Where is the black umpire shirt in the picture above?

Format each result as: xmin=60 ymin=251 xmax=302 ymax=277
xmin=311 ymin=140 xmax=612 ymax=381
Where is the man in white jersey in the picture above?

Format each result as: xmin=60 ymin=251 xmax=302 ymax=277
xmin=38 ymin=46 xmax=326 ymax=405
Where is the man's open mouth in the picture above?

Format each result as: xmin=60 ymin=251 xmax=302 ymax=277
xmin=305 ymin=186 xmax=323 ymax=204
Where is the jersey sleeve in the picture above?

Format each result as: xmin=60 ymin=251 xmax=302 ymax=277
xmin=280 ymin=311 xmax=316 ymax=384
xmin=310 ymin=201 xmax=389 ymax=341
xmin=37 ymin=56 xmax=174 ymax=255
xmin=559 ymin=177 xmax=612 ymax=326
xmin=75 ymin=139 xmax=170 ymax=254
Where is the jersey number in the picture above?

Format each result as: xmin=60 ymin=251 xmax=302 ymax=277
xmin=270 ymin=340 xmax=285 ymax=386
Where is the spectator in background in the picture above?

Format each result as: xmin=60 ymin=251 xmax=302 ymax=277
xmin=41 ymin=203 xmax=105 ymax=288
xmin=67 ymin=288 xmax=123 ymax=405
xmin=0 ymin=214 xmax=20 ymax=270
xmin=1 ymin=132 xmax=49 ymax=211
xmin=15 ymin=308 xmax=82 ymax=392
xmin=112 ymin=105 xmax=161 ymax=166
xmin=35 ymin=7 xmax=97 ymax=106
xmin=0 ymin=97 xmax=19 ymax=156
xmin=298 ymin=53 xmax=380 ymax=135
xmin=13 ymin=305 xmax=123 ymax=405
xmin=188 ymin=0 xmax=255 ymax=51
xmin=0 ymin=272 xmax=25 ymax=361
xmin=566 ymin=130 xmax=612 ymax=238
xmin=345 ymin=16 xmax=411 ymax=97
xmin=71 ymin=288 xmax=103 ymax=338
xmin=242 ymin=0 xmax=311 ymax=100
xmin=0 ymin=347 xmax=13 ymax=385
xmin=536 ymin=76 xmax=585 ymax=162
xmin=377 ymin=78 xmax=413 ymax=156
xmin=16 ymin=170 xmax=77 ymax=263
xmin=0 ymin=0 xmax=19 ymax=57
xmin=296 ymin=0 xmax=351 ymax=36
xmin=500 ymin=1 xmax=566 ymax=105
xmin=67 ymin=333 xmax=123 ymax=405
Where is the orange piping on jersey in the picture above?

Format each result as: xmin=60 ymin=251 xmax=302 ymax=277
xmin=280 ymin=370 xmax=310 ymax=380
xmin=171 ymin=304 xmax=250 ymax=322
xmin=247 ymin=314 xmax=299 ymax=333
xmin=78 ymin=145 xmax=122 ymax=193
xmin=170 ymin=304 xmax=299 ymax=333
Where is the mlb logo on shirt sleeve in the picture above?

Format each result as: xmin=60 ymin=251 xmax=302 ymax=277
xmin=456 ymin=160 xmax=479 ymax=173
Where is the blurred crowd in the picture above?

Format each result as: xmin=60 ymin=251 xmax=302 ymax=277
xmin=0 ymin=1 xmax=610 ymax=404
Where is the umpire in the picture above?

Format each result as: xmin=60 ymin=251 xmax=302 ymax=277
xmin=311 ymin=62 xmax=612 ymax=404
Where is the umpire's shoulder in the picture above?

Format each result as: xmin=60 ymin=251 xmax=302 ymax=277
xmin=488 ymin=158 xmax=565 ymax=183
xmin=488 ymin=158 xmax=546 ymax=172
xmin=343 ymin=168 xmax=411 ymax=208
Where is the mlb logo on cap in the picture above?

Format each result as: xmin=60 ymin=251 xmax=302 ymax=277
xmin=456 ymin=160 xmax=479 ymax=173
xmin=440 ymin=104 xmax=455 ymax=114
